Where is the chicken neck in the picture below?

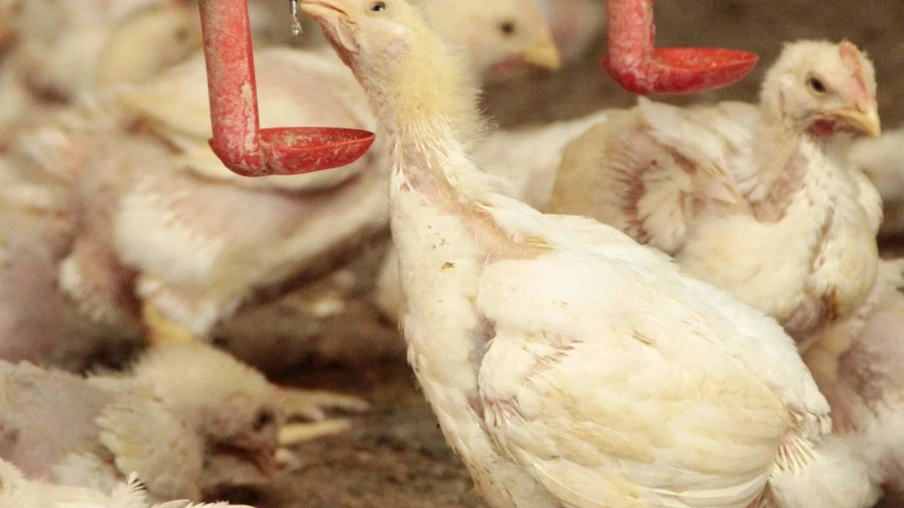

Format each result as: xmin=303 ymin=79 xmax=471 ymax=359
xmin=351 ymin=33 xmax=544 ymax=259
xmin=741 ymin=114 xmax=845 ymax=223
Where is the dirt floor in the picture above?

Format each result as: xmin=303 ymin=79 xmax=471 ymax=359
xmin=195 ymin=1 xmax=904 ymax=507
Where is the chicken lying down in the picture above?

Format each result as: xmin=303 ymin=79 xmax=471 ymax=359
xmin=800 ymin=259 xmax=904 ymax=502
xmin=0 ymin=457 xmax=257 ymax=508
xmin=0 ymin=0 xmax=201 ymax=140
xmin=373 ymin=108 xmax=614 ymax=323
xmin=847 ymin=125 xmax=904 ymax=238
xmin=549 ymin=40 xmax=883 ymax=344
xmin=0 ymin=342 xmax=361 ymax=502
xmin=301 ymin=1 xmax=870 ymax=506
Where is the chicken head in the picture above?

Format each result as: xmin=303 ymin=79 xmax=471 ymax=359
xmin=415 ymin=0 xmax=562 ymax=80
xmin=761 ymin=40 xmax=880 ymax=138
xmin=128 ymin=344 xmax=282 ymax=491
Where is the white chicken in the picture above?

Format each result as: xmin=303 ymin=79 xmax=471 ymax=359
xmin=0 ymin=342 xmax=317 ymax=501
xmin=300 ymin=0 xmax=866 ymax=506
xmin=549 ymin=40 xmax=883 ymax=344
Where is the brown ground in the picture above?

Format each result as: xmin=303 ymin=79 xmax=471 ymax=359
xmin=203 ymin=1 xmax=904 ymax=506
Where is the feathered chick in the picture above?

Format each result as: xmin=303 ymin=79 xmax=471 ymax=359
xmin=0 ymin=359 xmax=206 ymax=502
xmin=549 ymin=40 xmax=882 ymax=343
xmin=0 ymin=342 xmax=331 ymax=501
xmin=0 ymin=457 xmax=258 ymax=508
xmin=301 ymin=0 xmax=847 ymax=506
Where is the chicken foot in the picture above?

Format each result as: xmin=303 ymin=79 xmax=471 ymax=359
xmin=277 ymin=387 xmax=371 ymax=446
xmin=141 ymin=300 xmax=200 ymax=345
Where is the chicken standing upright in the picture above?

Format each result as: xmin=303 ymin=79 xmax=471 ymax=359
xmin=299 ymin=0 xmax=874 ymax=506
xmin=549 ymin=40 xmax=883 ymax=344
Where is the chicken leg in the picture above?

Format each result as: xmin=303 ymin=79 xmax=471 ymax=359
xmin=141 ymin=300 xmax=198 ymax=345
xmin=278 ymin=387 xmax=371 ymax=446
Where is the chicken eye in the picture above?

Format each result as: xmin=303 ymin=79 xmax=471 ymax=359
xmin=369 ymin=1 xmax=386 ymax=12
xmin=807 ymin=76 xmax=827 ymax=95
xmin=499 ymin=21 xmax=516 ymax=36
xmin=252 ymin=409 xmax=275 ymax=431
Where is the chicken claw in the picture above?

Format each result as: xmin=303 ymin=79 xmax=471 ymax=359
xmin=141 ymin=301 xmax=198 ymax=345
xmin=276 ymin=388 xmax=369 ymax=446
xmin=279 ymin=418 xmax=354 ymax=446
xmin=279 ymin=387 xmax=371 ymax=421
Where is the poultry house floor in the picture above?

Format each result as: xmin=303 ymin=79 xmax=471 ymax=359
xmin=260 ymin=359 xmax=489 ymax=508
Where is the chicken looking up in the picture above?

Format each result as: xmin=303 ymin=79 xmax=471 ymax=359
xmin=300 ymin=0 xmax=863 ymax=506
xmin=847 ymin=126 xmax=904 ymax=239
xmin=0 ymin=458 xmax=258 ymax=508
xmin=549 ymin=40 xmax=882 ymax=344
xmin=800 ymin=259 xmax=904 ymax=502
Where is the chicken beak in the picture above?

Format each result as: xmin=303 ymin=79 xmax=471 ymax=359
xmin=521 ymin=41 xmax=562 ymax=71
xmin=299 ymin=0 xmax=359 ymax=55
xmin=831 ymin=102 xmax=882 ymax=137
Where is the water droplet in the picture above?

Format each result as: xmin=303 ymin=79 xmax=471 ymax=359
xmin=290 ymin=0 xmax=303 ymax=36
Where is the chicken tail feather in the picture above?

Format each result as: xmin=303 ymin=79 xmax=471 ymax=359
xmin=767 ymin=435 xmax=880 ymax=508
